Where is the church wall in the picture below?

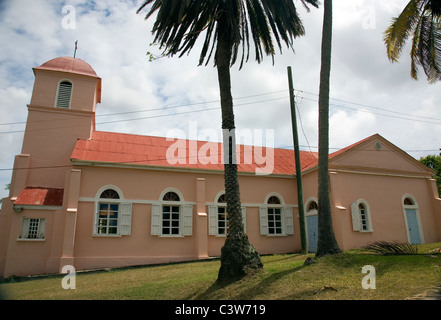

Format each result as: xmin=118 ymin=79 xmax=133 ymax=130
xmin=329 ymin=170 xmax=441 ymax=250
xmin=68 ymin=166 xmax=301 ymax=272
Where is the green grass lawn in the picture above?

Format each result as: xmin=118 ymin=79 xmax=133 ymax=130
xmin=1 ymin=242 xmax=440 ymax=300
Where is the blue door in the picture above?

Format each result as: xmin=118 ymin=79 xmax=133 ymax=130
xmin=406 ymin=209 xmax=422 ymax=244
xmin=307 ymin=215 xmax=318 ymax=253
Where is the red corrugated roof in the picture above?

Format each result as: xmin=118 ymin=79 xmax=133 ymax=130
xmin=14 ymin=187 xmax=64 ymax=206
xmin=71 ymin=131 xmax=319 ymax=175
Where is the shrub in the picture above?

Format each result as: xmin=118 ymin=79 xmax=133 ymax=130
xmin=362 ymin=241 xmax=418 ymax=255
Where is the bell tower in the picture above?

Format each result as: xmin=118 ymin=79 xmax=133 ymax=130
xmin=17 ymin=56 xmax=102 ymax=189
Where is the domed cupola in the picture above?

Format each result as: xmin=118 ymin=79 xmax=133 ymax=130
xmin=30 ymin=56 xmax=101 ymax=112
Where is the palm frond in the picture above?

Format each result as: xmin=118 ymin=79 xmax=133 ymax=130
xmin=384 ymin=0 xmax=441 ymax=82
xmin=410 ymin=12 xmax=424 ymax=79
xmin=417 ymin=9 xmax=441 ymax=82
xmin=384 ymin=0 xmax=422 ymax=63
xmin=362 ymin=241 xmax=418 ymax=255
xmin=137 ymin=0 xmax=318 ymax=69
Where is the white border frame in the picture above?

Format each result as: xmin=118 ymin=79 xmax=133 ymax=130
xmin=353 ymin=198 xmax=373 ymax=232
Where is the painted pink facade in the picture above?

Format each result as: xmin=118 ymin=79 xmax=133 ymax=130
xmin=0 ymin=57 xmax=440 ymax=278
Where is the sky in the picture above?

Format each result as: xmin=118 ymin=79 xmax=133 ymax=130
xmin=0 ymin=0 xmax=441 ymax=200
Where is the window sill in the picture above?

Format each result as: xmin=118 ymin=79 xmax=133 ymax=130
xmin=158 ymin=235 xmax=185 ymax=238
xmin=93 ymin=234 xmax=122 ymax=238
xmin=16 ymin=238 xmax=45 ymax=242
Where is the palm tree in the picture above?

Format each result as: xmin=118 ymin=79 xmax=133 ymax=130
xmin=316 ymin=0 xmax=341 ymax=257
xmin=384 ymin=0 xmax=441 ymax=83
xmin=137 ymin=0 xmax=319 ymax=283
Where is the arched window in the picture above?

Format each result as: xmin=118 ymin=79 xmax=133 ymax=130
xmin=93 ymin=186 xmax=132 ymax=236
xmin=163 ymin=191 xmax=180 ymax=202
xmin=358 ymin=203 xmax=369 ymax=231
xmin=162 ymin=192 xmax=181 ymax=235
xmin=259 ymin=193 xmax=293 ymax=236
xmin=267 ymin=196 xmax=282 ymax=235
xmin=404 ymin=197 xmax=414 ymax=206
xmin=151 ymin=188 xmax=193 ymax=237
xmin=351 ymin=199 xmax=372 ymax=232
xmin=307 ymin=200 xmax=318 ymax=212
xmin=208 ymin=191 xmax=246 ymax=236
xmin=55 ymin=80 xmax=73 ymax=109
xmin=267 ymin=196 xmax=281 ymax=205
xmin=97 ymin=188 xmax=121 ymax=235
xmin=100 ymin=189 xmax=120 ymax=199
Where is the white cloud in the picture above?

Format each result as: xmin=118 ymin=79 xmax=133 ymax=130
xmin=330 ymin=109 xmax=377 ymax=148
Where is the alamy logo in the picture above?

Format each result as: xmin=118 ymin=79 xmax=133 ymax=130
xmin=165 ymin=121 xmax=275 ymax=175
xmin=61 ymin=265 xmax=76 ymax=290
xmin=61 ymin=5 xmax=76 ymax=30
xmin=361 ymin=265 xmax=376 ymax=290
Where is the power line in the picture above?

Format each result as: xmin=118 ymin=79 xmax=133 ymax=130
xmin=0 ymin=90 xmax=288 ymax=127
xmin=0 ymin=95 xmax=289 ymax=135
xmin=0 ymin=87 xmax=439 ymax=159
xmin=2 ymin=87 xmax=441 ymax=131
xmin=297 ymin=89 xmax=441 ymax=124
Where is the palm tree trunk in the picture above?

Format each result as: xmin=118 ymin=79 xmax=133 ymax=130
xmin=216 ymin=32 xmax=262 ymax=284
xmin=316 ymin=0 xmax=341 ymax=257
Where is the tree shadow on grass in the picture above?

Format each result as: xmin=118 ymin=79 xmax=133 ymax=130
xmin=231 ymin=264 xmax=306 ymax=300
xmin=194 ymin=264 xmax=307 ymax=300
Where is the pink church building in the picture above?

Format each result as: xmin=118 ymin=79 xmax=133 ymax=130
xmin=0 ymin=57 xmax=440 ymax=278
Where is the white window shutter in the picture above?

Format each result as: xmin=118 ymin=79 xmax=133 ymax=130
xmin=151 ymin=204 xmax=162 ymax=236
xmin=208 ymin=205 xmax=218 ymax=235
xmin=37 ymin=218 xmax=46 ymax=239
xmin=259 ymin=206 xmax=268 ymax=235
xmin=120 ymin=203 xmax=132 ymax=235
xmin=241 ymin=207 xmax=247 ymax=233
xmin=20 ymin=218 xmax=30 ymax=239
xmin=283 ymin=207 xmax=294 ymax=235
xmin=182 ymin=204 xmax=193 ymax=236
xmin=351 ymin=202 xmax=361 ymax=231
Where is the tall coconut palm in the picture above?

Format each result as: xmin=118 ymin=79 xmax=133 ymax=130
xmin=316 ymin=0 xmax=341 ymax=257
xmin=137 ymin=0 xmax=319 ymax=282
xmin=384 ymin=0 xmax=441 ymax=83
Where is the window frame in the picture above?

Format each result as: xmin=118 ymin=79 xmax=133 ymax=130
xmin=267 ymin=206 xmax=283 ymax=235
xmin=216 ymin=194 xmax=228 ymax=236
xmin=18 ymin=217 xmax=46 ymax=241
xmin=208 ymin=191 xmax=246 ymax=237
xmin=161 ymin=195 xmax=181 ymax=236
xmin=151 ymin=188 xmax=193 ymax=237
xmin=351 ymin=199 xmax=373 ymax=232
xmin=93 ymin=186 xmax=132 ymax=237
xmin=260 ymin=193 xmax=294 ymax=236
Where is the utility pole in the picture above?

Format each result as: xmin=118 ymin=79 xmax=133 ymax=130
xmin=287 ymin=66 xmax=307 ymax=253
